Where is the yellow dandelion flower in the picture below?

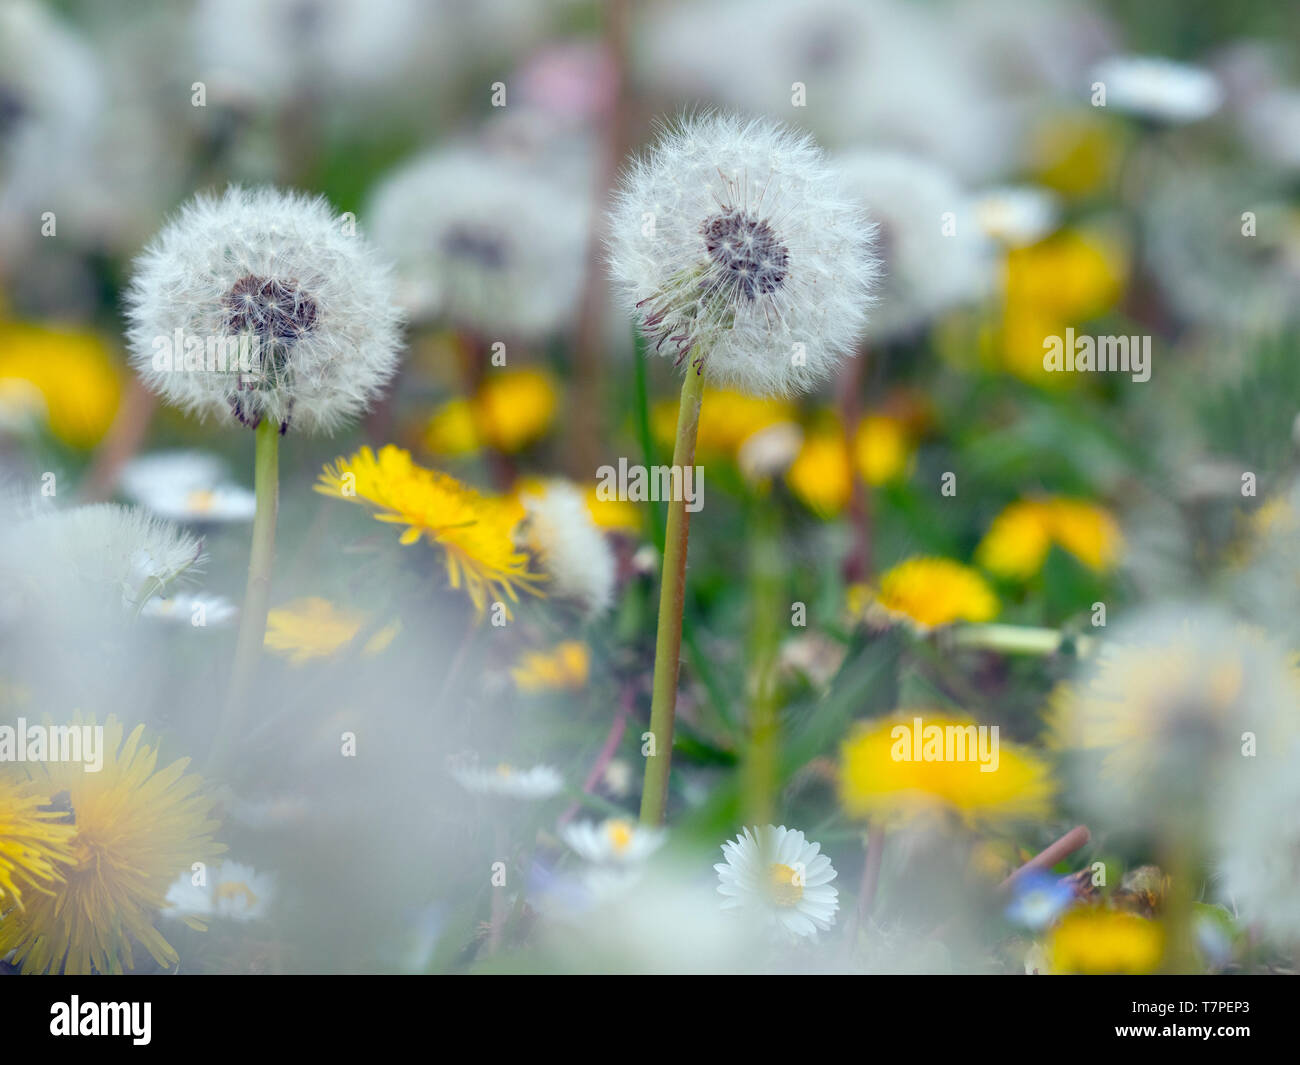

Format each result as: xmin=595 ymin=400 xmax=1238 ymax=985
xmin=854 ymin=414 xmax=912 ymax=486
xmin=977 ymin=498 xmax=1122 ymax=580
xmin=476 ymin=367 xmax=559 ymax=453
xmin=423 ymin=397 xmax=481 ymax=456
xmin=423 ymin=369 xmax=559 ymax=456
xmin=1029 ymin=112 xmax=1118 ymax=200
xmin=976 ymin=501 xmax=1054 ymax=580
xmin=316 ymin=445 xmax=543 ymax=618
xmin=584 ymin=486 xmax=642 ymax=534
xmin=0 ymin=774 xmax=73 ymax=909
xmin=264 ymin=597 xmax=400 ymax=665
xmin=1047 ymin=907 xmax=1164 ymax=974
xmin=1045 ymin=498 xmax=1122 ymax=573
xmin=1005 ymin=229 xmax=1125 ymax=322
xmin=839 ymin=712 xmax=1054 ymax=826
xmin=0 ymin=320 xmax=123 ymax=448
xmin=865 ymin=557 xmax=999 ymax=630
xmin=786 ymin=429 xmax=852 ymax=518
xmin=511 ymin=640 xmax=591 ymax=693
xmin=653 ymin=387 xmax=796 ymax=458
xmin=0 ymin=717 xmax=225 ymax=974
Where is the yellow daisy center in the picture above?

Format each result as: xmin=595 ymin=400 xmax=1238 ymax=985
xmin=215 ymin=880 xmax=259 ymax=910
xmin=766 ymin=863 xmax=803 ymax=907
xmin=605 ymin=819 xmax=634 ymax=854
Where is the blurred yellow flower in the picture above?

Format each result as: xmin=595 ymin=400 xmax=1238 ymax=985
xmin=0 ymin=717 xmax=224 ymax=974
xmin=976 ymin=498 xmax=1122 ymax=580
xmin=0 ymin=773 xmax=72 ymax=910
xmin=1030 ymin=113 xmax=1118 ymax=200
xmin=839 ymin=712 xmax=1054 ymax=825
xmin=786 ymin=428 xmax=852 ymax=517
xmin=999 ymin=230 xmax=1126 ymax=385
xmin=654 ymin=387 xmax=795 ymax=459
xmin=861 ymin=557 xmax=999 ymax=630
xmin=423 ymin=397 xmax=480 ymax=456
xmin=474 ymin=367 xmax=558 ymax=452
xmin=854 ymin=414 xmax=912 ymax=486
xmin=424 ymin=367 xmax=559 ymax=456
xmin=584 ymin=486 xmax=642 ymax=533
xmin=317 ymin=445 xmax=544 ymax=618
xmin=1047 ymin=907 xmax=1164 ymax=974
xmin=512 ymin=640 xmax=590 ymax=693
xmin=0 ymin=320 xmax=123 ymax=448
xmin=1005 ymin=230 xmax=1124 ymax=321
xmin=264 ymin=597 xmax=399 ymax=664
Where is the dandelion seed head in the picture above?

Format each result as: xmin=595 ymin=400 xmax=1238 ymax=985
xmin=519 ymin=479 xmax=616 ymax=618
xmin=607 ymin=112 xmax=878 ymax=396
xmin=367 ymin=147 xmax=589 ymax=337
xmin=125 ymin=185 xmax=403 ymax=434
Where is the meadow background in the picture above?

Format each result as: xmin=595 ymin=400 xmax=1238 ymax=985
xmin=1 ymin=0 xmax=1299 ymax=975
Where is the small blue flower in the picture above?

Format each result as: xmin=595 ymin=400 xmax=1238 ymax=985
xmin=1005 ymin=871 xmax=1075 ymax=930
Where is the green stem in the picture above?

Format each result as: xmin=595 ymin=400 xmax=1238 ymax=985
xmin=944 ymin=623 xmax=1093 ymax=658
xmin=741 ymin=500 xmax=782 ymax=823
xmin=639 ymin=360 xmax=706 ymax=825
xmin=211 ymin=418 xmax=280 ymax=770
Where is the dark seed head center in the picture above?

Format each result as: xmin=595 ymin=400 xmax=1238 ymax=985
xmin=701 ymin=208 xmax=789 ymax=300
xmin=223 ymin=275 xmax=318 ymax=342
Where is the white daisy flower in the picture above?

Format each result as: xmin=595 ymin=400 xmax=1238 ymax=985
xmin=562 ymin=818 xmax=666 ymax=865
xmin=163 ymin=872 xmax=214 ymax=921
xmin=715 ymin=824 xmax=839 ymax=938
xmin=1090 ymin=55 xmax=1223 ymax=123
xmin=121 ymin=450 xmax=256 ymax=523
xmin=519 ymin=479 xmax=616 ymax=618
xmin=451 ymin=761 xmax=564 ymax=801
xmin=608 ymin=112 xmax=877 ymax=396
xmin=367 ymin=147 xmax=589 ymax=337
xmin=973 ymin=186 xmax=1061 ymax=248
xmin=0 ymin=502 xmax=203 ymax=618
xmin=162 ymin=860 xmax=275 ymax=922
xmin=838 ymin=150 xmax=992 ymax=339
xmin=125 ymin=185 xmax=403 ymax=434
xmin=141 ymin=592 xmax=238 ymax=628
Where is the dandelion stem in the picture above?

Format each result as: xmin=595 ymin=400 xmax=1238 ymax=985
xmin=639 ymin=359 xmax=706 ymax=825
xmin=741 ymin=500 xmax=782 ymax=823
xmin=212 ymin=417 xmax=280 ymax=769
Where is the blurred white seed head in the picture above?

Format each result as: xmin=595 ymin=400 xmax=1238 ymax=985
xmin=0 ymin=0 xmax=101 ymax=259
xmin=1214 ymin=735 xmax=1300 ymax=942
xmin=837 ymin=150 xmax=992 ymax=338
xmin=0 ymin=502 xmax=204 ymax=624
xmin=1050 ymin=606 xmax=1300 ymax=846
xmin=519 ymin=479 xmax=616 ymax=618
xmin=190 ymin=0 xmax=427 ymax=109
xmin=641 ymin=0 xmax=1011 ymax=181
xmin=608 ymin=112 xmax=877 ymax=396
xmin=367 ymin=147 xmax=589 ymax=338
xmin=125 ymin=186 xmax=403 ymax=434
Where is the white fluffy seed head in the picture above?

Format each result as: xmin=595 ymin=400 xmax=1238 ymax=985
xmin=0 ymin=502 xmax=204 ymax=623
xmin=520 ymin=480 xmax=616 ymax=618
xmin=125 ymin=185 xmax=404 ymax=434
xmin=837 ymin=150 xmax=993 ymax=339
xmin=607 ymin=112 xmax=878 ymax=396
xmin=367 ymin=147 xmax=590 ymax=338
